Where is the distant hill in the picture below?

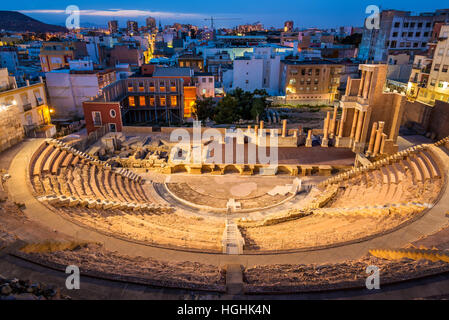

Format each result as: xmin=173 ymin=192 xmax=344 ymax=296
xmin=0 ymin=11 xmax=67 ymax=33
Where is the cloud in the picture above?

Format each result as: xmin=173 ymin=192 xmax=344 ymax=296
xmin=20 ymin=8 xmax=205 ymax=19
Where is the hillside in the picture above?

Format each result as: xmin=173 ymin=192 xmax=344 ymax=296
xmin=0 ymin=11 xmax=67 ymax=33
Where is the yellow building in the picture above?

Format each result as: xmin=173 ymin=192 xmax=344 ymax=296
xmin=0 ymin=68 xmax=54 ymax=137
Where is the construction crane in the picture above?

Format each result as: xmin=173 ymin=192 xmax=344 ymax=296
xmin=204 ymin=17 xmax=241 ymax=29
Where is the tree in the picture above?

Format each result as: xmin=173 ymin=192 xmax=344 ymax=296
xmin=214 ymin=96 xmax=239 ymax=124
xmin=192 ymin=97 xmax=215 ymax=124
xmin=251 ymin=97 xmax=266 ymax=121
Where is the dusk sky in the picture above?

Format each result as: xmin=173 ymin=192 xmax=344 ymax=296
xmin=5 ymin=1 xmax=446 ymax=28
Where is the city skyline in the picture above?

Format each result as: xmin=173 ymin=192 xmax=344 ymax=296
xmin=7 ymin=0 xmax=447 ymax=29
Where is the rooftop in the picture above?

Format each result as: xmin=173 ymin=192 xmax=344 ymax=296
xmin=152 ymin=67 xmax=193 ymax=78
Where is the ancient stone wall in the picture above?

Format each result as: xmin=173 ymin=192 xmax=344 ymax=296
xmin=0 ymin=105 xmax=24 ymax=152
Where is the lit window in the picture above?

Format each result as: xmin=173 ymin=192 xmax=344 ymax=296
xmin=160 ymin=97 xmax=166 ymax=106
xmin=150 ymin=97 xmax=155 ymax=106
xmin=129 ymin=96 xmax=135 ymax=106
xmin=139 ymin=96 xmax=146 ymax=106
xmin=171 ymin=96 xmax=177 ymax=106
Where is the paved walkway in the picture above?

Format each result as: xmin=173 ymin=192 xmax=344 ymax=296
xmin=6 ymin=139 xmax=449 ymax=267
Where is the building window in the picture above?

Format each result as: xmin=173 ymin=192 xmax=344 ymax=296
xmin=160 ymin=83 xmax=166 ymax=92
xmin=392 ymin=32 xmax=398 ymax=37
xmin=92 ymin=112 xmax=102 ymax=126
xmin=139 ymin=96 xmax=146 ymax=106
xmin=150 ymin=97 xmax=155 ymax=106
xmin=139 ymin=83 xmax=144 ymax=92
xmin=109 ymin=123 xmax=117 ymax=132
xmin=434 ymin=64 xmax=440 ymax=71
xmin=315 ymin=69 xmax=320 ymax=76
xmin=149 ymin=83 xmax=155 ymax=92
xmin=160 ymin=97 xmax=166 ymax=106
xmin=34 ymin=91 xmax=44 ymax=106
xmin=394 ymin=22 xmax=400 ymax=28
xmin=415 ymin=32 xmax=421 ymax=37
xmin=110 ymin=109 xmax=116 ymax=118
xmin=438 ymin=49 xmax=444 ymax=56
xmin=202 ymin=78 xmax=206 ymax=83
xmin=129 ymin=96 xmax=135 ymax=106
xmin=418 ymin=23 xmax=423 ymax=28
xmin=426 ymin=22 xmax=431 ymax=28
xmin=404 ymin=22 xmax=409 ymax=28
xmin=171 ymin=96 xmax=177 ymax=106
xmin=289 ymin=78 xmax=296 ymax=85
xmin=128 ymin=85 xmax=134 ymax=92
xmin=443 ymin=65 xmax=448 ymax=73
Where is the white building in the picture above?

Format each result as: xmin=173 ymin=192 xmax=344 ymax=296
xmin=194 ymin=72 xmax=215 ymax=98
xmin=232 ymin=47 xmax=290 ymax=95
xmin=46 ymin=65 xmax=116 ymax=119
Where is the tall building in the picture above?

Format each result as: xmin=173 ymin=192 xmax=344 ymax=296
xmin=358 ymin=9 xmax=449 ymax=62
xmin=127 ymin=20 xmax=139 ymax=35
xmin=284 ymin=21 xmax=294 ymax=32
xmin=146 ymin=17 xmax=156 ymax=30
xmin=108 ymin=20 xmax=118 ymax=34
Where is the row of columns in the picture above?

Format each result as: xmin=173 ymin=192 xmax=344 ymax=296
xmin=357 ymin=70 xmax=373 ymax=100
xmin=367 ymin=121 xmax=385 ymax=156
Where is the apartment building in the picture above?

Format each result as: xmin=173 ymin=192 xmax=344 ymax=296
xmin=194 ymin=72 xmax=215 ymax=98
xmin=0 ymin=68 xmax=53 ymax=137
xmin=46 ymin=61 xmax=116 ymax=118
xmin=39 ymin=41 xmax=88 ymax=72
xmin=232 ymin=47 xmax=292 ymax=95
xmin=358 ymin=9 xmax=449 ymax=62
xmin=280 ymin=59 xmax=343 ymax=105
xmin=408 ymin=24 xmax=449 ymax=104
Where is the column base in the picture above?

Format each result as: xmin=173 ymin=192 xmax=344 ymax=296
xmin=352 ymin=141 xmax=366 ymax=153
xmin=305 ymin=139 xmax=313 ymax=147
xmin=321 ymin=138 xmax=329 ymax=148
xmin=335 ymin=136 xmax=352 ymax=148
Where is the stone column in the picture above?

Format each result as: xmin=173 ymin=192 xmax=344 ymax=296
xmin=354 ymin=110 xmax=365 ymax=143
xmin=282 ymin=119 xmax=287 ymax=138
xmin=380 ymin=133 xmax=387 ymax=155
xmin=321 ymin=111 xmax=330 ymax=147
xmin=338 ymin=107 xmax=347 ymax=138
xmin=367 ymin=122 xmax=378 ymax=155
xmin=358 ymin=71 xmax=365 ymax=97
xmin=373 ymin=121 xmax=385 ymax=156
xmin=305 ymin=130 xmax=313 ymax=147
xmin=329 ymin=105 xmax=338 ymax=138
xmin=363 ymin=71 xmax=372 ymax=99
xmin=350 ymin=109 xmax=359 ymax=140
